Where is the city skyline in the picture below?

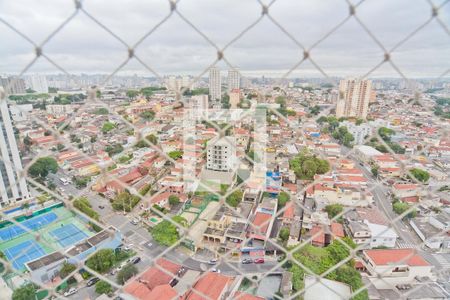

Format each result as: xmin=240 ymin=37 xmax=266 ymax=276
xmin=0 ymin=0 xmax=449 ymax=77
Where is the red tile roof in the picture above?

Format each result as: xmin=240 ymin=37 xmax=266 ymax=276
xmin=331 ymin=222 xmax=345 ymax=238
xmin=184 ymin=272 xmax=233 ymax=300
xmin=146 ymin=284 xmax=178 ymax=300
xmin=124 ymin=281 xmax=151 ymax=300
xmin=252 ymin=212 xmax=272 ymax=235
xmin=233 ymin=292 xmax=265 ymax=300
xmin=393 ymin=183 xmax=419 ymax=190
xmin=310 ymin=225 xmax=325 ymax=246
xmin=364 ymin=249 xmax=430 ymax=267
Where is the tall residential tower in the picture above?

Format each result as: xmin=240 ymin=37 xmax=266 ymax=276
xmin=335 ymin=78 xmax=372 ymax=119
xmin=227 ymin=69 xmax=240 ymax=92
xmin=209 ymin=67 xmax=221 ymax=102
xmin=0 ymin=88 xmax=30 ymax=206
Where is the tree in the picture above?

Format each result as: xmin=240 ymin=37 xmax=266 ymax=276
xmin=169 ymin=195 xmax=180 ymax=206
xmin=105 ymin=143 xmax=124 ymax=156
xmin=12 ymin=283 xmax=36 ymax=300
xmin=408 ymin=168 xmax=430 ymax=183
xmin=95 ymin=281 xmax=113 ymax=295
xmin=117 ymin=263 xmax=138 ymax=284
xmin=226 ymin=189 xmax=243 ymax=207
xmin=393 ymin=201 xmax=416 ymax=219
xmin=289 ymin=150 xmax=330 ymax=180
xmin=309 ymin=105 xmax=320 ymax=115
xmin=111 ymin=191 xmax=141 ymax=212
xmin=168 ymin=150 xmax=183 ymax=160
xmin=325 ymin=204 xmax=344 ymax=219
xmin=279 ymin=227 xmax=290 ymax=242
xmin=140 ymin=110 xmax=155 ymax=120
xmin=73 ymin=197 xmax=99 ymax=220
xmin=59 ymin=262 xmax=76 ymax=278
xmin=28 ymin=157 xmax=58 ymax=178
xmin=86 ymin=249 xmax=116 ymax=273
xmin=126 ymin=90 xmax=139 ymax=99
xmin=378 ymin=127 xmax=395 ymax=142
xmin=277 ymin=192 xmax=290 ymax=209
xmin=151 ymin=220 xmax=179 ymax=246
xmin=73 ymin=176 xmax=90 ymax=188
xmin=371 ymin=166 xmax=379 ymax=178
xmin=333 ymin=126 xmax=354 ymax=147
xmin=172 ymin=215 xmax=188 ymax=227
xmin=23 ymin=135 xmax=32 ymax=146
xmin=102 ymin=121 xmax=116 ymax=134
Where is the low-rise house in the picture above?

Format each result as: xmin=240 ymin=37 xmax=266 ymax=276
xmin=362 ymin=249 xmax=433 ymax=289
xmin=183 ymin=272 xmax=234 ymax=300
xmin=124 ymin=258 xmax=181 ymax=300
xmin=410 ymin=216 xmax=450 ymax=250
xmin=344 ymin=207 xmax=397 ymax=248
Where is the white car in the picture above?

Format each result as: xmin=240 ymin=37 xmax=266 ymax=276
xmin=124 ymin=244 xmax=134 ymax=251
xmin=63 ymin=288 xmax=77 ymax=297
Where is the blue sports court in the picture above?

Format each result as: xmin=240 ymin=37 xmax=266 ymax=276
xmin=49 ymin=224 xmax=88 ymax=247
xmin=3 ymin=240 xmax=46 ymax=270
xmin=0 ymin=212 xmax=58 ymax=241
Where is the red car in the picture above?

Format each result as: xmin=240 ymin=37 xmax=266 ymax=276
xmin=254 ymin=258 xmax=264 ymax=264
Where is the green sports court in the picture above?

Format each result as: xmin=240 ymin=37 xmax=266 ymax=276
xmin=0 ymin=204 xmax=94 ymax=271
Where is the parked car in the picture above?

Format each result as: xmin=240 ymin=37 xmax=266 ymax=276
xmin=124 ymin=244 xmax=133 ymax=251
xmin=110 ymin=268 xmax=118 ymax=275
xmin=86 ymin=277 xmax=99 ymax=286
xmin=241 ymin=258 xmax=253 ymax=264
xmin=131 ymin=257 xmax=141 ymax=264
xmin=211 ymin=268 xmax=220 ymax=273
xmin=254 ymin=258 xmax=265 ymax=264
xmin=63 ymin=288 xmax=77 ymax=297
xmin=98 ymin=205 xmax=105 ymax=209
xmin=131 ymin=218 xmax=139 ymax=225
xmin=208 ymin=258 xmax=218 ymax=265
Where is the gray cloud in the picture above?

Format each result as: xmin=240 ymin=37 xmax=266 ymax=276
xmin=0 ymin=0 xmax=448 ymax=78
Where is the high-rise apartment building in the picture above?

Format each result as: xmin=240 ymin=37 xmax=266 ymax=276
xmin=28 ymin=74 xmax=49 ymax=93
xmin=227 ymin=69 xmax=240 ymax=92
xmin=336 ymin=79 xmax=372 ymax=119
xmin=209 ymin=67 xmax=221 ymax=101
xmin=0 ymin=77 xmax=26 ymax=95
xmin=206 ymin=137 xmax=236 ymax=172
xmin=0 ymin=88 xmax=30 ymax=207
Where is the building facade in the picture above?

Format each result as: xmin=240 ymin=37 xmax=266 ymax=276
xmin=27 ymin=74 xmax=49 ymax=93
xmin=0 ymin=77 xmax=26 ymax=95
xmin=0 ymin=89 xmax=30 ymax=206
xmin=209 ymin=67 xmax=221 ymax=101
xmin=206 ymin=137 xmax=236 ymax=172
xmin=227 ymin=69 xmax=240 ymax=92
xmin=336 ymin=79 xmax=372 ymax=119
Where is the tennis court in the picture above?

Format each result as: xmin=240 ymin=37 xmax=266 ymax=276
xmin=0 ymin=212 xmax=58 ymax=241
xmin=3 ymin=239 xmax=46 ymax=270
xmin=50 ymin=224 xmax=88 ymax=247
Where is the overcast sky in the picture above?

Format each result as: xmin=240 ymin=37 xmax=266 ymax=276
xmin=0 ymin=0 xmax=449 ymax=78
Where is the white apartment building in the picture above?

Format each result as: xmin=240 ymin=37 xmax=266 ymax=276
xmin=206 ymin=137 xmax=236 ymax=172
xmin=166 ymin=75 xmax=192 ymax=92
xmin=0 ymin=77 xmax=26 ymax=95
xmin=227 ymin=69 xmax=240 ymax=92
xmin=336 ymin=78 xmax=372 ymax=119
xmin=28 ymin=74 xmax=49 ymax=93
xmin=46 ymin=104 xmax=74 ymax=116
xmin=189 ymin=95 xmax=208 ymax=111
xmin=0 ymin=88 xmax=30 ymax=206
xmin=340 ymin=120 xmax=372 ymax=144
xmin=209 ymin=67 xmax=221 ymax=101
